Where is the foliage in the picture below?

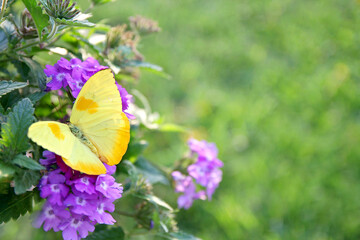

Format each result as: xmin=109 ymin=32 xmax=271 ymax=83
xmin=0 ymin=0 xmax=204 ymax=240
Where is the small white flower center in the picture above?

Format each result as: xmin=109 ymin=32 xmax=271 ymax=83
xmin=56 ymin=73 xmax=65 ymax=82
xmin=101 ymin=181 xmax=108 ymax=190
xmin=97 ymin=203 xmax=104 ymax=214
xmin=50 ymin=184 xmax=60 ymax=193
xmin=76 ymin=197 xmax=86 ymax=206
xmin=71 ymin=218 xmax=82 ymax=228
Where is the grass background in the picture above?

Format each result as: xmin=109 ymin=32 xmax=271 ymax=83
xmin=2 ymin=0 xmax=360 ymax=239
xmin=93 ymin=0 xmax=360 ymax=239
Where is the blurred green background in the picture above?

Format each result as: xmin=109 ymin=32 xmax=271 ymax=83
xmin=3 ymin=0 xmax=360 ymax=239
xmin=92 ymin=0 xmax=360 ymax=239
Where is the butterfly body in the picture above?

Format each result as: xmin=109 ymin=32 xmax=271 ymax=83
xmin=28 ymin=69 xmax=130 ymax=175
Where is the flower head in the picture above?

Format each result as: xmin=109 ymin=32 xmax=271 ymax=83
xmin=172 ymin=139 xmax=223 ymax=209
xmin=44 ymin=57 xmax=134 ymax=118
xmin=34 ymin=151 xmax=124 ymax=240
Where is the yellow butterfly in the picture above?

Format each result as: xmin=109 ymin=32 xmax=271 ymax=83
xmin=28 ymin=69 xmax=130 ymax=175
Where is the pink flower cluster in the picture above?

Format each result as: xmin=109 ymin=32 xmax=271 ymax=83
xmin=33 ymin=151 xmax=123 ymax=240
xmin=172 ymin=138 xmax=223 ymax=209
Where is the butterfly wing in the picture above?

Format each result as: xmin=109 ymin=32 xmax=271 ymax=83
xmin=70 ymin=68 xmax=130 ymax=166
xmin=28 ymin=121 xmax=106 ymax=175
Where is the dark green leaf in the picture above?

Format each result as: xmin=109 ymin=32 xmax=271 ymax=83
xmin=12 ymin=154 xmax=44 ymax=170
xmin=87 ymin=227 xmax=125 ymax=240
xmin=0 ymin=80 xmax=28 ymax=96
xmin=0 ymin=28 xmax=8 ymax=52
xmin=0 ymin=187 xmax=38 ymax=223
xmin=0 ymin=98 xmax=35 ymax=158
xmin=123 ymin=140 xmax=148 ymax=162
xmin=14 ymin=169 xmax=40 ymax=194
xmin=134 ymin=157 xmax=169 ymax=185
xmin=22 ymin=0 xmax=49 ymax=40
xmin=0 ymin=90 xmax=22 ymax=110
xmin=20 ymin=58 xmax=46 ymax=90
xmin=55 ymin=18 xmax=95 ymax=27
xmin=28 ymin=91 xmax=46 ymax=104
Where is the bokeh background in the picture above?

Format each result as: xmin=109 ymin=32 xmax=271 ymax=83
xmin=2 ymin=0 xmax=360 ymax=239
xmin=92 ymin=0 xmax=360 ymax=239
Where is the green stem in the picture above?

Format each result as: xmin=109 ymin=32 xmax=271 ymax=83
xmin=0 ymin=0 xmax=8 ymax=20
xmin=14 ymin=41 xmax=40 ymax=51
xmin=116 ymin=210 xmax=136 ymax=217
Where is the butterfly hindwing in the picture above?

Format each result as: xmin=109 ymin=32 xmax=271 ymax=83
xmin=28 ymin=121 xmax=106 ymax=174
xmin=70 ymin=68 xmax=130 ymax=166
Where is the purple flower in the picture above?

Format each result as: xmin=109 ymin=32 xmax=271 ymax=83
xmin=60 ymin=215 xmax=95 ymax=240
xmin=172 ymin=139 xmax=223 ymax=209
xmin=172 ymin=171 xmax=205 ymax=209
xmin=35 ymin=150 xmax=124 ymax=239
xmin=44 ymin=57 xmax=134 ymax=119
xmin=64 ymin=193 xmax=96 ymax=216
xmin=116 ymin=82 xmax=135 ymax=119
xmin=33 ymin=202 xmax=70 ymax=232
xmin=39 ymin=150 xmax=57 ymax=168
xmin=44 ymin=63 xmax=72 ymax=90
xmin=95 ymin=174 xmax=123 ymax=199
xmin=188 ymin=138 xmax=219 ymax=161
xmin=89 ymin=198 xmax=116 ymax=225
xmin=68 ymin=176 xmax=96 ymax=195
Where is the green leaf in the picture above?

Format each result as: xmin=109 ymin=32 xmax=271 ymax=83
xmin=0 ymin=28 xmax=8 ymax=52
xmin=0 ymin=98 xmax=35 ymax=158
xmin=162 ymin=231 xmax=202 ymax=240
xmin=0 ymin=187 xmax=38 ymax=223
xmin=27 ymin=91 xmax=46 ymax=104
xmin=137 ymin=194 xmax=173 ymax=211
xmin=14 ymin=169 xmax=40 ymax=194
xmin=159 ymin=123 xmax=187 ymax=133
xmin=134 ymin=157 xmax=169 ymax=185
xmin=123 ymin=140 xmax=148 ymax=162
xmin=91 ymin=0 xmax=113 ymax=6
xmin=20 ymin=57 xmax=46 ymax=90
xmin=55 ymin=18 xmax=95 ymax=27
xmin=0 ymin=81 xmax=28 ymax=97
xmin=22 ymin=0 xmax=49 ymax=40
xmin=87 ymin=227 xmax=125 ymax=240
xmin=0 ymin=161 xmax=16 ymax=176
xmin=12 ymin=154 xmax=44 ymax=170
xmin=126 ymin=60 xmax=163 ymax=72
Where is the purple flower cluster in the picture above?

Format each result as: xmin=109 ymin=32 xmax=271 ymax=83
xmin=172 ymin=138 xmax=223 ymax=209
xmin=34 ymin=151 xmax=123 ymax=240
xmin=44 ymin=57 xmax=134 ymax=119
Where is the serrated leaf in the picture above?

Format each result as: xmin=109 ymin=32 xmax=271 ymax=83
xmin=134 ymin=157 xmax=169 ymax=185
xmin=0 ymin=98 xmax=35 ymax=158
xmin=55 ymin=18 xmax=95 ymax=27
xmin=0 ymin=81 xmax=28 ymax=96
xmin=137 ymin=194 xmax=173 ymax=211
xmin=12 ymin=154 xmax=44 ymax=170
xmin=20 ymin=58 xmax=46 ymax=90
xmin=0 ymin=187 xmax=38 ymax=223
xmin=14 ymin=169 xmax=40 ymax=194
xmin=87 ymin=227 xmax=125 ymax=240
xmin=22 ymin=0 xmax=49 ymax=40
